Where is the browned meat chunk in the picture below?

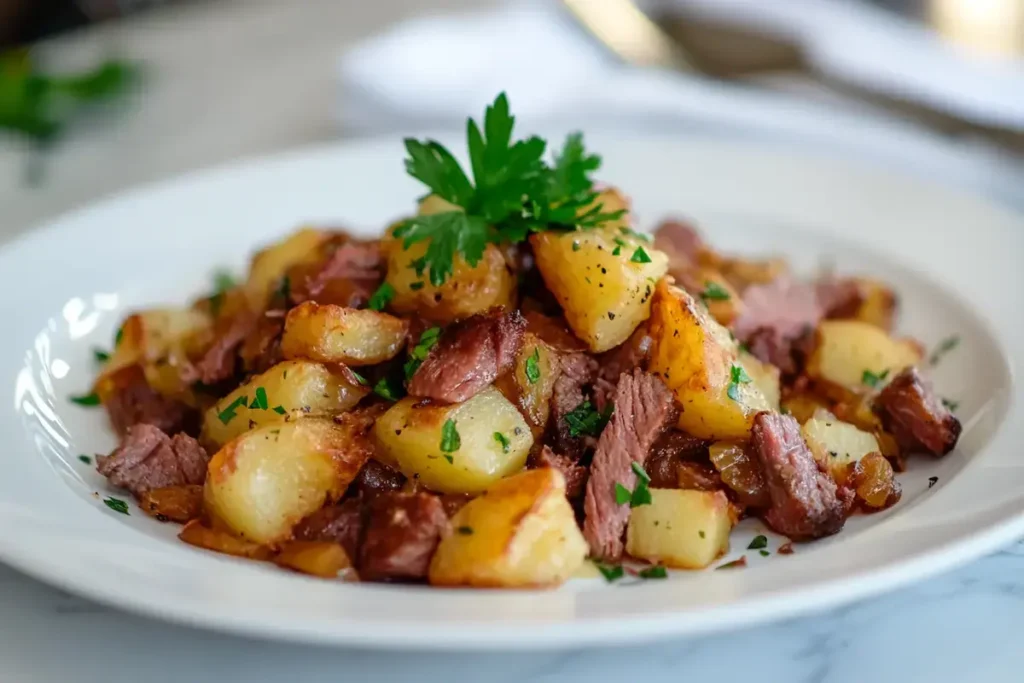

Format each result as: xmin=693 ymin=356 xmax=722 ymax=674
xmin=816 ymin=276 xmax=863 ymax=319
xmin=654 ymin=219 xmax=704 ymax=274
xmin=549 ymin=352 xmax=599 ymax=459
xmin=352 ymin=459 xmax=406 ymax=499
xmin=583 ymin=370 xmax=676 ymax=560
xmin=531 ymin=445 xmax=588 ymax=500
xmin=96 ymin=424 xmax=209 ymax=498
xmin=645 ymin=429 xmax=709 ymax=488
xmin=238 ymin=313 xmax=285 ymax=375
xmin=103 ymin=366 xmax=197 ymax=437
xmin=290 ymin=239 xmax=383 ymax=308
xmin=751 ymin=412 xmax=850 ymax=540
xmin=181 ymin=311 xmax=258 ymax=386
xmin=293 ymin=498 xmax=365 ymax=562
xmin=733 ymin=276 xmax=823 ymax=375
xmin=360 ymin=492 xmax=449 ymax=582
xmin=408 ymin=309 xmax=526 ymax=403
xmin=874 ymin=367 xmax=961 ymax=456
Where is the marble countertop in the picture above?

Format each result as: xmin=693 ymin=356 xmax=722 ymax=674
xmin=2 ymin=1 xmax=1023 ymax=681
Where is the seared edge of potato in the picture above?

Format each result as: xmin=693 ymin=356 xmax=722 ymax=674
xmin=626 ymin=488 xmax=733 ymax=569
xmin=429 ymin=468 xmax=588 ymax=588
xmin=245 ymin=227 xmax=328 ymax=308
xmin=807 ymin=320 xmax=922 ymax=396
xmin=280 ymin=301 xmax=409 ymax=366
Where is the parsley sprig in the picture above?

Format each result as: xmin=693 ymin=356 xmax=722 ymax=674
xmin=564 ymin=400 xmax=613 ymax=438
xmin=395 ymin=93 xmax=624 ymax=285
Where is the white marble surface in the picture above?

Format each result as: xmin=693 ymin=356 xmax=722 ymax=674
xmin=3 ymin=1 xmax=1024 ymax=681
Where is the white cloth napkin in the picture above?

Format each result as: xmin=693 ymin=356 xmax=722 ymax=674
xmin=336 ymin=1 xmax=1024 ymax=208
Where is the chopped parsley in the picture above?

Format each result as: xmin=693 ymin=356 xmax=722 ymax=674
xmin=103 ymin=496 xmax=129 ymax=515
xmin=409 ymin=281 xmax=425 ymax=291
xmin=564 ymin=400 xmax=613 ymax=438
xmin=596 ymin=563 xmax=625 ymax=582
xmin=928 ymin=476 xmax=939 ymax=489
xmin=942 ymin=398 xmax=959 ymax=412
xmin=612 ymin=246 xmax=621 ymax=256
xmin=700 ymin=281 xmax=731 ymax=302
xmin=726 ymin=364 xmax=752 ymax=402
xmin=92 ymin=347 xmax=110 ymax=363
xmin=630 ymin=246 xmax=652 ymax=264
xmin=929 ymin=335 xmax=960 ymax=366
xmin=699 ymin=530 xmax=706 ymax=539
xmin=524 ymin=348 xmax=541 ymax=384
xmin=248 ymin=387 xmax=269 ymax=410
xmin=638 ymin=566 xmax=667 ymax=579
xmin=443 ymin=454 xmax=454 ymax=464
xmin=456 ymin=526 xmax=474 ymax=535
xmin=275 ymin=275 xmax=291 ymax=301
xmin=272 ymin=405 xmax=287 ymax=415
xmin=404 ymin=326 xmax=442 ymax=379
xmin=759 ymin=550 xmax=770 ymax=557
xmin=716 ymin=557 xmax=747 ymax=570
xmin=114 ymin=325 xmax=124 ymax=347
xmin=213 ymin=269 xmax=237 ymax=293
xmin=747 ymin=535 xmax=768 ymax=550
xmin=368 ymin=282 xmax=395 ymax=311
xmin=373 ymin=376 xmax=405 ymax=402
xmin=217 ymin=395 xmax=248 ymax=424
xmin=572 ymin=241 xmax=581 ymax=252
xmin=78 ymin=455 xmax=92 ymax=465
xmin=493 ymin=431 xmax=511 ymax=453
xmin=614 ymin=483 xmax=632 ymax=506
xmin=620 ymin=227 xmax=651 ymax=243
xmin=69 ymin=392 xmax=100 ymax=407
xmin=862 ymin=368 xmax=890 ymax=389
xmin=616 ymin=462 xmax=652 ymax=508
xmin=440 ymin=418 xmax=461 ymax=453
xmin=350 ymin=370 xmax=368 ymax=386
xmin=394 ymin=94 xmax=624 ymax=285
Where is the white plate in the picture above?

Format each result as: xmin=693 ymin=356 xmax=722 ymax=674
xmin=0 ymin=133 xmax=1022 ymax=651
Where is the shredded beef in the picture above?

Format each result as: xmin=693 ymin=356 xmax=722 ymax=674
xmin=549 ymin=352 xmax=599 ymax=459
xmin=654 ymin=219 xmax=704 ymax=274
xmin=750 ymin=412 xmax=850 ymax=540
xmin=597 ymin=326 xmax=652 ymax=386
xmin=103 ymin=366 xmax=197 ymax=437
xmin=583 ymin=370 xmax=676 ymax=560
xmin=531 ymin=445 xmax=588 ymax=500
xmin=238 ymin=312 xmax=285 ymax=375
xmin=290 ymin=239 xmax=383 ymax=308
xmin=181 ymin=311 xmax=257 ymax=385
xmin=874 ymin=367 xmax=961 ymax=456
xmin=96 ymin=424 xmax=209 ymax=498
xmin=816 ymin=276 xmax=863 ymax=319
xmin=293 ymin=498 xmax=365 ymax=562
xmin=360 ymin=492 xmax=449 ymax=582
xmin=645 ymin=430 xmax=709 ymax=488
xmin=733 ymin=276 xmax=823 ymax=375
xmin=408 ymin=309 xmax=526 ymax=403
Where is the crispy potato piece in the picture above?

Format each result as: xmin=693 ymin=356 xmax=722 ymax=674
xmin=373 ymin=387 xmax=532 ymax=494
xmin=801 ymin=413 xmax=881 ymax=486
xmin=648 ymin=281 xmax=771 ymax=440
xmin=429 ymin=468 xmax=587 ymax=588
xmin=280 ymin=302 xmax=408 ymax=366
xmin=493 ymin=333 xmax=559 ymax=437
xmin=201 ymin=359 xmax=368 ymax=447
xmin=531 ymin=226 xmax=667 ymax=352
xmin=626 ymin=489 xmax=733 ymax=569
xmin=781 ymin=391 xmax=833 ymax=424
xmin=807 ymin=320 xmax=922 ymax=396
xmin=179 ymin=520 xmax=272 ymax=560
xmin=139 ymin=485 xmax=203 ymax=523
xmin=852 ymin=279 xmax=897 ymax=331
xmin=245 ymin=227 xmax=328 ymax=309
xmin=382 ymin=196 xmax=516 ymax=324
xmin=204 ymin=417 xmax=368 ymax=544
xmin=274 ymin=541 xmax=358 ymax=580
xmin=740 ymin=351 xmax=780 ymax=412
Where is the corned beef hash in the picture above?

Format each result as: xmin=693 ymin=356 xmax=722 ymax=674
xmin=76 ymin=94 xmax=962 ymax=586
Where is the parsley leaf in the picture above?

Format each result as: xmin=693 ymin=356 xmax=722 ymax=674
xmin=217 ymin=395 xmax=248 ymax=424
xmin=103 ymin=496 xmax=129 ymax=515
xmin=92 ymin=347 xmax=110 ymax=363
xmin=213 ymin=269 xmax=236 ymax=293
xmin=374 ymin=376 xmax=405 ymax=402
xmin=440 ymin=419 xmax=461 ymax=453
xmin=456 ymin=526 xmax=474 ymax=535
xmin=727 ymin=364 xmax=753 ymax=402
xmin=929 ymin=335 xmax=960 ymax=366
xmin=638 ymin=566 xmax=667 ymax=579
xmin=69 ymin=392 xmax=100 ymax=407
xmin=368 ymin=282 xmax=395 ymax=311
xmin=596 ymin=563 xmax=625 ymax=582
xmin=747 ymin=535 xmax=768 ymax=550
xmin=616 ymin=463 xmax=652 ymax=508
xmin=493 ymin=432 xmax=511 ymax=453
xmin=404 ymin=326 xmax=442 ymax=379
xmin=248 ymin=387 xmax=269 ymax=410
xmin=524 ymin=348 xmax=541 ymax=384
xmin=78 ymin=454 xmax=92 ymax=465
xmin=862 ymin=368 xmax=890 ymax=388
xmin=614 ymin=483 xmax=632 ymax=505
xmin=942 ymin=398 xmax=959 ymax=412
xmin=564 ymin=400 xmax=613 ymax=438
xmin=272 ymin=405 xmax=286 ymax=415
xmin=700 ymin=281 xmax=731 ymax=302
xmin=393 ymin=212 xmax=490 ymax=287
xmin=630 ymin=246 xmax=652 ymax=264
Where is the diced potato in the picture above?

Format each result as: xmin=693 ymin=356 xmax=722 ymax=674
xmin=531 ymin=224 xmax=667 ymax=352
xmin=139 ymin=485 xmax=203 ymax=523
xmin=493 ymin=333 xmax=559 ymax=437
xmin=740 ymin=351 xmax=780 ymax=411
xmin=695 ymin=268 xmax=742 ymax=327
xmin=781 ymin=391 xmax=833 ymax=424
xmin=201 ymin=360 xmax=368 ymax=447
xmin=852 ymin=279 xmax=897 ymax=331
xmin=429 ymin=468 xmax=587 ymax=587
xmin=373 ymin=387 xmax=532 ymax=494
xmin=204 ymin=417 xmax=368 ymax=544
xmin=801 ymin=415 xmax=881 ymax=485
xmin=179 ymin=520 xmax=272 ymax=560
xmin=245 ymin=227 xmax=328 ymax=308
xmin=626 ymin=489 xmax=733 ymax=569
xmin=274 ymin=541 xmax=358 ymax=580
xmin=280 ymin=302 xmax=408 ymax=366
xmin=647 ymin=281 xmax=771 ymax=440
xmin=807 ymin=320 xmax=922 ymax=395
xmin=383 ymin=197 xmax=516 ymax=324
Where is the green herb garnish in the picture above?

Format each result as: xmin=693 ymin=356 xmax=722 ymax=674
xmin=596 ymin=563 xmax=625 ymax=582
xmin=759 ymin=550 xmax=770 ymax=557
xmin=726 ymin=364 xmax=752 ymax=402
xmin=78 ymin=455 xmax=92 ymax=465
xmin=456 ymin=526 xmax=473 ymax=535
xmin=942 ymin=398 xmax=959 ymax=412
xmin=368 ymin=282 xmax=395 ymax=311
xmin=248 ymin=387 xmax=269 ymax=410
xmin=716 ymin=558 xmax=747 ymax=570
xmin=92 ymin=347 xmax=110 ymax=363
xmin=638 ymin=566 xmax=667 ymax=579
xmin=272 ymin=405 xmax=286 ymax=415
xmin=747 ymin=535 xmax=768 ymax=550
xmin=373 ymin=376 xmax=405 ymax=402
xmin=564 ymin=400 xmax=613 ymax=438
xmin=929 ymin=335 xmax=960 ymax=366
xmin=524 ymin=348 xmax=541 ymax=384
xmin=440 ymin=418 xmax=461 ymax=453
xmin=614 ymin=483 xmax=632 ymax=506
xmin=103 ymin=496 xmax=129 ymax=515
xmin=69 ymin=392 xmax=100 ymax=407
xmin=612 ymin=246 xmax=621 ymax=256
xmin=700 ymin=281 xmax=731 ymax=302
xmin=493 ymin=432 xmax=511 ymax=453
xmin=217 ymin=395 xmax=248 ymax=424
xmin=404 ymin=326 xmax=442 ymax=379
xmin=630 ymin=246 xmax=652 ymax=264
xmin=862 ymin=368 xmax=890 ymax=389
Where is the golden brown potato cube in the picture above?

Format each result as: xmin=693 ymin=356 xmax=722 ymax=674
xmin=204 ymin=417 xmax=368 ymax=544
xmin=493 ymin=333 xmax=559 ymax=437
xmin=274 ymin=541 xmax=358 ymax=580
xmin=647 ymin=281 xmax=771 ymax=440
xmin=740 ymin=351 xmax=780 ymax=412
xmin=626 ymin=489 xmax=733 ymax=569
xmin=178 ymin=520 xmax=272 ymax=560
xmin=807 ymin=320 xmax=923 ymax=395
xmin=139 ymin=485 xmax=204 ymax=523
xmin=429 ymin=468 xmax=588 ymax=588
xmin=801 ymin=414 xmax=882 ymax=486
xmin=781 ymin=391 xmax=833 ymax=424
xmin=201 ymin=359 xmax=368 ymax=447
xmin=531 ymin=224 xmax=667 ymax=353
xmin=373 ymin=387 xmax=532 ymax=494
xmin=694 ymin=268 xmax=743 ymax=327
xmin=280 ymin=302 xmax=408 ymax=366
xmin=852 ymin=279 xmax=898 ymax=331
xmin=245 ymin=227 xmax=328 ymax=309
